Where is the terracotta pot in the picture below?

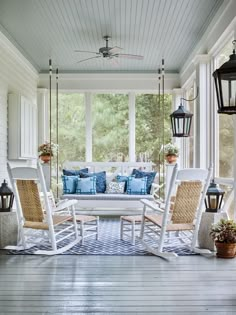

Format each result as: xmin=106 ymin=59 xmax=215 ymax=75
xmin=165 ymin=154 xmax=178 ymax=164
xmin=215 ymin=242 xmax=236 ymax=258
xmin=40 ymin=155 xmax=51 ymax=164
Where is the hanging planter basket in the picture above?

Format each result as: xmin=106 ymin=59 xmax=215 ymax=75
xmin=40 ymin=155 xmax=52 ymax=164
xmin=165 ymin=154 xmax=178 ymax=164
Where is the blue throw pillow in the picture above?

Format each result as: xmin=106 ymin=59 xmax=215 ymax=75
xmin=61 ymin=175 xmax=78 ymax=194
xmin=62 ymin=168 xmax=88 ymax=176
xmin=116 ymin=175 xmax=129 ymax=192
xmin=80 ymin=171 xmax=106 ymax=193
xmin=131 ymin=169 xmax=157 ymax=194
xmin=126 ymin=176 xmax=147 ymax=195
xmin=76 ymin=176 xmax=96 ymax=195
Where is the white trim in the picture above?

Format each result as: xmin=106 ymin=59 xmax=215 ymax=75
xmin=38 ymin=72 xmax=180 ymax=93
xmin=180 ymin=1 xmax=236 ymax=87
xmin=0 ymin=29 xmax=38 ymax=78
xmin=129 ymin=93 xmax=136 ymax=162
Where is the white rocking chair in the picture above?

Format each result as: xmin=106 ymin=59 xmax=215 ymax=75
xmin=139 ymin=164 xmax=212 ymax=259
xmin=7 ymin=162 xmax=80 ymax=255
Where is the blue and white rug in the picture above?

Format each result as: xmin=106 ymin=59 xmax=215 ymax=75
xmin=8 ymin=218 xmax=196 ymax=256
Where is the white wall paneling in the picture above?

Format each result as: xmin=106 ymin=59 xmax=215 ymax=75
xmin=8 ymin=94 xmax=37 ymax=160
xmin=0 ymin=30 xmax=38 ymax=184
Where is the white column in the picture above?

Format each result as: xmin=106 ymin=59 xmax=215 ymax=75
xmin=194 ymin=54 xmax=211 ymax=169
xmin=233 ymin=24 xmax=236 ymax=220
xmin=129 ymin=92 xmax=136 ymax=162
xmin=172 ymin=88 xmax=185 ymax=169
xmin=85 ymin=92 xmax=92 ymax=162
xmin=37 ymin=88 xmax=48 ymax=146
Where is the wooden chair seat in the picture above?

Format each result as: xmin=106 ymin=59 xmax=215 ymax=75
xmin=24 ymin=215 xmax=73 ymax=230
xmin=145 ymin=214 xmax=194 ymax=231
xmin=120 ymin=215 xmax=142 ymax=223
xmin=75 ymin=214 xmax=97 ymax=223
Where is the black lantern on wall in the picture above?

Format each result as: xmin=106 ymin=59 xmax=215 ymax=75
xmin=204 ymin=180 xmax=225 ymax=213
xmin=170 ymin=105 xmax=193 ymax=137
xmin=0 ymin=180 xmax=14 ymax=212
xmin=213 ymin=40 xmax=236 ymax=114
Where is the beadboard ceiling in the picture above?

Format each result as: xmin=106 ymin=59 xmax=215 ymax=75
xmin=0 ymin=0 xmax=224 ymax=73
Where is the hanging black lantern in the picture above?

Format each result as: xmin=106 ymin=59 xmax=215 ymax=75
xmin=170 ymin=104 xmax=193 ymax=137
xmin=204 ymin=180 xmax=225 ymax=213
xmin=213 ymin=40 xmax=236 ymax=114
xmin=0 ymin=180 xmax=14 ymax=212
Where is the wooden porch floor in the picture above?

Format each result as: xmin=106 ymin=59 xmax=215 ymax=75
xmin=0 ymin=254 xmax=236 ymax=314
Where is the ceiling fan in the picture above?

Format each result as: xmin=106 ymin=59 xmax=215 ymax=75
xmin=74 ymin=35 xmax=144 ymax=63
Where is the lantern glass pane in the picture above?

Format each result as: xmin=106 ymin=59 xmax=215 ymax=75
xmin=177 ymin=117 xmax=184 ymax=134
xmin=221 ymin=79 xmax=229 ymax=107
xmin=231 ymin=80 xmax=236 ymax=106
xmin=209 ymin=195 xmax=217 ymax=209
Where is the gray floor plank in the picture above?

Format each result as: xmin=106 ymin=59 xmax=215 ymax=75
xmin=0 ymin=254 xmax=236 ymax=314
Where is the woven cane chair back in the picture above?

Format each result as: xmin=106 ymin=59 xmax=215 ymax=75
xmin=16 ymin=180 xmax=44 ymax=223
xmin=171 ymin=181 xmax=202 ymax=224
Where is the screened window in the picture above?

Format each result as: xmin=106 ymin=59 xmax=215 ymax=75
xmin=51 ymin=93 xmax=86 ymax=167
xmin=135 ymin=94 xmax=172 ymax=166
xmin=92 ymin=94 xmax=129 ymax=162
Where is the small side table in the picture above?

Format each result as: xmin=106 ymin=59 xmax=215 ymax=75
xmin=0 ymin=212 xmax=18 ymax=248
xmin=198 ymin=212 xmax=228 ymax=251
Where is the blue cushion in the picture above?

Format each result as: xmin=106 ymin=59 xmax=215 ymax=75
xmin=62 ymin=175 xmax=78 ymax=194
xmin=76 ymin=176 xmax=96 ymax=195
xmin=80 ymin=171 xmax=106 ymax=193
xmin=126 ymin=176 xmax=147 ymax=195
xmin=131 ymin=169 xmax=156 ymax=194
xmin=116 ymin=175 xmax=129 ymax=192
xmin=62 ymin=168 xmax=88 ymax=176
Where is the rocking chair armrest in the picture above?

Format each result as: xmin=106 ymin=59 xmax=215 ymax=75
xmin=140 ymin=199 xmax=164 ymax=214
xmin=55 ymin=199 xmax=78 ymax=212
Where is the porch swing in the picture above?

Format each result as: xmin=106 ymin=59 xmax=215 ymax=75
xmin=47 ymin=60 xmax=99 ymax=245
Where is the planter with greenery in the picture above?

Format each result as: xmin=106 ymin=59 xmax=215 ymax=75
xmin=163 ymin=143 xmax=179 ymax=164
xmin=210 ymin=219 xmax=236 ymax=258
xmin=38 ymin=142 xmax=58 ymax=163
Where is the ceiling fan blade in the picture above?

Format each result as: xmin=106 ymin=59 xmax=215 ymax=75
xmin=117 ymin=53 xmax=144 ymax=60
xmin=108 ymin=46 xmax=123 ymax=54
xmin=107 ymin=57 xmax=120 ymax=66
xmin=76 ymin=56 xmax=101 ymax=63
xmin=74 ymin=50 xmax=100 ymax=55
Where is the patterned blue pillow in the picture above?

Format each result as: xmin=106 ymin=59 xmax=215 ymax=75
xmin=62 ymin=168 xmax=88 ymax=176
xmin=80 ymin=171 xmax=106 ymax=193
xmin=131 ymin=169 xmax=157 ymax=194
xmin=116 ymin=175 xmax=129 ymax=192
xmin=76 ymin=176 xmax=96 ymax=195
xmin=126 ymin=176 xmax=147 ymax=195
xmin=61 ymin=175 xmax=78 ymax=194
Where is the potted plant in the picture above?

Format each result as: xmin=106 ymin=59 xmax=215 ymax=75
xmin=210 ymin=219 xmax=236 ymax=258
xmin=38 ymin=141 xmax=58 ymax=163
xmin=163 ymin=143 xmax=179 ymax=164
